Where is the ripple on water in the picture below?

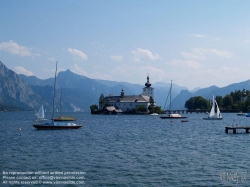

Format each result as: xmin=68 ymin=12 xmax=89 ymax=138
xmin=1 ymin=112 xmax=250 ymax=186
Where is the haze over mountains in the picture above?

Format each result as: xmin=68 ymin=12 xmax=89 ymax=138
xmin=1 ymin=61 xmax=250 ymax=111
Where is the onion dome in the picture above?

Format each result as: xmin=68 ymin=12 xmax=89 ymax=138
xmin=145 ymin=75 xmax=151 ymax=87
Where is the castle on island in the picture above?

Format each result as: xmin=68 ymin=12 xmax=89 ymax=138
xmin=99 ymin=75 xmax=155 ymax=114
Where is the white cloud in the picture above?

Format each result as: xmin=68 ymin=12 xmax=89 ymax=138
xmin=111 ymin=55 xmax=123 ymax=61
xmin=47 ymin=57 xmax=56 ymax=61
xmin=111 ymin=65 xmax=137 ymax=77
xmin=14 ymin=66 xmax=34 ymax=76
xmin=166 ymin=59 xmax=201 ymax=70
xmin=71 ymin=64 xmax=112 ymax=80
xmin=131 ymin=48 xmax=161 ymax=62
xmin=181 ymin=47 xmax=234 ymax=60
xmin=188 ymin=34 xmax=208 ymax=38
xmin=207 ymin=48 xmax=233 ymax=58
xmin=0 ymin=40 xmax=35 ymax=57
xmin=139 ymin=66 xmax=165 ymax=76
xmin=111 ymin=64 xmax=167 ymax=83
xmin=180 ymin=52 xmax=206 ymax=61
xmin=68 ymin=48 xmax=88 ymax=60
xmin=71 ymin=64 xmax=88 ymax=75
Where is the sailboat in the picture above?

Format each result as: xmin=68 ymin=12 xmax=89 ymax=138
xmin=33 ymin=62 xmax=82 ymax=129
xmin=53 ymin=87 xmax=77 ymax=121
xmin=160 ymin=80 xmax=188 ymax=119
xmin=35 ymin=104 xmax=47 ymax=121
xmin=203 ymin=95 xmax=222 ymax=120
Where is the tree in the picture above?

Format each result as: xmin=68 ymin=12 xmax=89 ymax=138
xmin=185 ymin=89 xmax=250 ymax=112
xmin=185 ymin=96 xmax=208 ymax=110
xmin=244 ymin=96 xmax=250 ymax=112
xmin=149 ymin=96 xmax=154 ymax=107
xmin=148 ymin=96 xmax=156 ymax=113
xmin=215 ymin=96 xmax=223 ymax=108
xmin=223 ymin=94 xmax=233 ymax=109
xmin=99 ymin=94 xmax=105 ymax=104
xmin=230 ymin=90 xmax=242 ymax=102
xmin=185 ymin=97 xmax=194 ymax=109
xmin=136 ymin=105 xmax=146 ymax=112
xmin=154 ymin=106 xmax=162 ymax=114
xmin=90 ymin=104 xmax=99 ymax=113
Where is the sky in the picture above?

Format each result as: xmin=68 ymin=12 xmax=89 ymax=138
xmin=1 ymin=0 xmax=250 ymax=90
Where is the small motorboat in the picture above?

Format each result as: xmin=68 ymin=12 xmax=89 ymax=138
xmin=237 ymin=112 xmax=246 ymax=116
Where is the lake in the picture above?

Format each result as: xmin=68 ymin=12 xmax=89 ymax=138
xmin=1 ymin=112 xmax=249 ymax=186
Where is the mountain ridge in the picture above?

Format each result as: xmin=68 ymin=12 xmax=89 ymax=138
xmin=1 ymin=61 xmax=250 ymax=111
xmin=0 ymin=61 xmax=43 ymax=110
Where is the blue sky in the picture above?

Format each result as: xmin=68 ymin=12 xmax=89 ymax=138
xmin=1 ymin=0 xmax=250 ymax=90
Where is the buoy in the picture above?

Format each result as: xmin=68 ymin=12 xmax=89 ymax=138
xmin=18 ymin=128 xmax=21 ymax=130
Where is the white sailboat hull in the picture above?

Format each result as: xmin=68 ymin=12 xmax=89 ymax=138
xmin=203 ymin=117 xmax=223 ymax=120
xmin=150 ymin=113 xmax=158 ymax=116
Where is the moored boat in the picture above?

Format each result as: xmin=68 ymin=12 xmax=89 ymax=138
xmin=237 ymin=111 xmax=246 ymax=116
xmin=150 ymin=113 xmax=158 ymax=116
xmin=160 ymin=80 xmax=188 ymax=119
xmin=35 ymin=104 xmax=48 ymax=121
xmin=33 ymin=61 xmax=82 ymax=130
xmin=203 ymin=95 xmax=222 ymax=120
xmin=160 ymin=113 xmax=188 ymax=119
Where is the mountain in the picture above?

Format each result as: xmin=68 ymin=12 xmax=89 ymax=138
xmin=171 ymin=81 xmax=250 ymax=109
xmin=0 ymin=61 xmax=43 ymax=110
xmin=20 ymin=70 xmax=107 ymax=111
xmin=4 ymin=60 xmax=250 ymax=111
xmin=19 ymin=70 xmax=147 ymax=111
xmin=19 ymin=70 xmax=188 ymax=111
xmin=171 ymin=90 xmax=194 ymax=110
xmin=190 ymin=87 xmax=202 ymax=93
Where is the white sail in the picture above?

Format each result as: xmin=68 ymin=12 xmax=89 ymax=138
xmin=215 ymin=100 xmax=222 ymax=118
xmin=209 ymin=96 xmax=215 ymax=117
xmin=37 ymin=105 xmax=45 ymax=119
xmin=203 ymin=95 xmax=222 ymax=120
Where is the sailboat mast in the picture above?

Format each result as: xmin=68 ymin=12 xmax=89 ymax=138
xmin=51 ymin=61 xmax=58 ymax=121
xmin=60 ymin=87 xmax=62 ymax=117
xmin=169 ymin=80 xmax=172 ymax=111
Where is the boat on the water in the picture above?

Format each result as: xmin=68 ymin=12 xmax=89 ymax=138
xmin=33 ymin=122 xmax=81 ymax=130
xmin=237 ymin=111 xmax=246 ymax=116
xmin=150 ymin=113 xmax=159 ymax=116
xmin=160 ymin=80 xmax=188 ymax=119
xmin=161 ymin=113 xmax=188 ymax=119
xmin=33 ymin=62 xmax=82 ymax=130
xmin=203 ymin=95 xmax=222 ymax=120
xmin=35 ymin=104 xmax=47 ymax=121
xmin=53 ymin=116 xmax=77 ymax=121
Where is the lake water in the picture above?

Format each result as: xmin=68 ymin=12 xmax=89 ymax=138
xmin=1 ymin=112 xmax=249 ymax=186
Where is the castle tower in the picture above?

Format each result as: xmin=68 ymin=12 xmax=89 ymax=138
xmin=142 ymin=74 xmax=154 ymax=99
